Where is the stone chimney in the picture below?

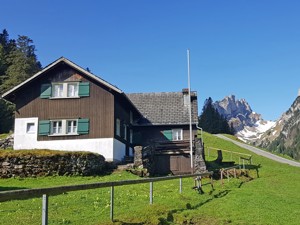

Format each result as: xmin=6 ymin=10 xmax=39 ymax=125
xmin=182 ymin=88 xmax=190 ymax=106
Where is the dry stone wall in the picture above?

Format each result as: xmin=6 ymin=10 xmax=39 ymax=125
xmin=0 ymin=151 xmax=106 ymax=178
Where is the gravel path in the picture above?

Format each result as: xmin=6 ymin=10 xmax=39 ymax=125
xmin=214 ymin=134 xmax=300 ymax=168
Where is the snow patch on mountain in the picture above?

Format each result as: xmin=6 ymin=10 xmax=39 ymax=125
xmin=237 ymin=120 xmax=276 ymax=142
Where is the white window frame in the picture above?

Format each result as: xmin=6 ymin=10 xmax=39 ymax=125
xmin=52 ymin=83 xmax=64 ymax=98
xmin=67 ymin=83 xmax=79 ymax=97
xmin=116 ymin=119 xmax=121 ymax=136
xmin=50 ymin=119 xmax=78 ymax=136
xmin=67 ymin=120 xmax=78 ymax=134
xmin=51 ymin=120 xmax=63 ymax=135
xmin=52 ymin=82 xmax=79 ymax=98
xmin=172 ymin=129 xmax=183 ymax=141
xmin=26 ymin=122 xmax=36 ymax=134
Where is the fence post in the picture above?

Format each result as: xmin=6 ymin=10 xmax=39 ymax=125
xmin=150 ymin=182 xmax=153 ymax=204
xmin=234 ymin=168 xmax=237 ymax=178
xmin=227 ymin=170 xmax=229 ymax=182
xmin=210 ymin=175 xmax=214 ymax=190
xmin=110 ymin=185 xmax=114 ymax=221
xmin=243 ymin=159 xmax=245 ymax=170
xmin=179 ymin=177 xmax=182 ymax=194
xmin=42 ymin=194 xmax=48 ymax=225
xmin=220 ymin=170 xmax=223 ymax=186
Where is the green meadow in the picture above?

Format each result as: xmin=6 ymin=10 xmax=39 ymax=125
xmin=0 ymin=132 xmax=300 ymax=225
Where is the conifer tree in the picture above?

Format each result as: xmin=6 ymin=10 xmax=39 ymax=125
xmin=0 ymin=29 xmax=42 ymax=133
xmin=198 ymin=97 xmax=233 ymax=134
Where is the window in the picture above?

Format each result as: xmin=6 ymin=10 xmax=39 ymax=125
xmin=26 ymin=123 xmax=35 ymax=134
xmin=38 ymin=119 xmax=89 ymax=136
xmin=130 ymin=111 xmax=133 ymax=124
xmin=67 ymin=120 xmax=77 ymax=134
xmin=41 ymin=82 xmax=90 ymax=99
xmin=67 ymin=83 xmax=78 ymax=97
xmin=51 ymin=121 xmax=62 ymax=134
xmin=52 ymin=83 xmax=79 ymax=98
xmin=163 ymin=129 xmax=183 ymax=141
xmin=116 ymin=119 xmax=121 ymax=136
xmin=130 ymin=129 xmax=133 ymax=144
xmin=123 ymin=124 xmax=127 ymax=140
xmin=172 ymin=129 xmax=183 ymax=141
xmin=53 ymin=84 xmax=63 ymax=97
xmin=51 ymin=120 xmax=77 ymax=135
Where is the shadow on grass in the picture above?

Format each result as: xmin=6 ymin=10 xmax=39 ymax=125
xmin=157 ymin=190 xmax=231 ymax=224
xmin=0 ymin=186 xmax=27 ymax=192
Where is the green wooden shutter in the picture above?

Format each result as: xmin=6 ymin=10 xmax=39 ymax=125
xmin=38 ymin=120 xmax=50 ymax=135
xmin=40 ymin=84 xmax=52 ymax=98
xmin=163 ymin=130 xmax=172 ymax=141
xmin=78 ymin=82 xmax=90 ymax=97
xmin=78 ymin=118 xmax=89 ymax=134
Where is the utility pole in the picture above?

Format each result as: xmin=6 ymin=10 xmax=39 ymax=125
xmin=187 ymin=49 xmax=193 ymax=172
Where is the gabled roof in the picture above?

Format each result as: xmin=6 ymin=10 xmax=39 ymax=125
xmin=2 ymin=57 xmax=122 ymax=99
xmin=126 ymin=91 xmax=198 ymax=126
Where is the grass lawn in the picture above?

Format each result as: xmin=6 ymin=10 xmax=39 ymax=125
xmin=1 ymin=132 xmax=300 ymax=224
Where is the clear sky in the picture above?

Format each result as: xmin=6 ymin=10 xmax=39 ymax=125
xmin=1 ymin=0 xmax=300 ymax=121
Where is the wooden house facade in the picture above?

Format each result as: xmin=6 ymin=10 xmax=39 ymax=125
xmin=2 ymin=57 xmax=199 ymax=163
xmin=2 ymin=58 xmax=141 ymax=161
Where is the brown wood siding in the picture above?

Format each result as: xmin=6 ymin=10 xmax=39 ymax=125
xmin=153 ymin=154 xmax=191 ymax=175
xmin=14 ymin=64 xmax=115 ymax=140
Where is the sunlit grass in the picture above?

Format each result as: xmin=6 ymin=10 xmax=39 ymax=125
xmin=1 ymin=132 xmax=300 ymax=224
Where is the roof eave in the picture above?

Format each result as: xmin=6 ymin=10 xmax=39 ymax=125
xmin=2 ymin=57 xmax=122 ymax=100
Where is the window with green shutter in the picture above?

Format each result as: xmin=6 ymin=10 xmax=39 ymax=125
xmin=38 ymin=120 xmax=50 ymax=135
xmin=77 ymin=118 xmax=89 ymax=134
xmin=40 ymin=84 xmax=52 ymax=98
xmin=163 ymin=130 xmax=173 ymax=141
xmin=78 ymin=82 xmax=90 ymax=97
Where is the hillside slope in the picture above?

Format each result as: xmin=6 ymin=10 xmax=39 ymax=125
xmin=256 ymin=96 xmax=300 ymax=160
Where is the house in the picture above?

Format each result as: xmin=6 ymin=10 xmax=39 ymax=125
xmin=1 ymin=57 xmax=200 ymax=164
xmin=127 ymin=90 xmax=198 ymax=144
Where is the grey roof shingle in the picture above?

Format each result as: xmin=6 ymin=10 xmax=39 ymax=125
xmin=126 ymin=91 xmax=198 ymax=125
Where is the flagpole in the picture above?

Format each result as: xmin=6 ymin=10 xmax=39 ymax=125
xmin=187 ymin=49 xmax=193 ymax=172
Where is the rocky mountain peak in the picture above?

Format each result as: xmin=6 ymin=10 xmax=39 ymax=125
xmin=256 ymin=96 xmax=300 ymax=160
xmin=213 ymin=95 xmax=263 ymax=132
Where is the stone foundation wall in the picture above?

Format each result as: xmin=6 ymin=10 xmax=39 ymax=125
xmin=0 ymin=134 xmax=14 ymax=149
xmin=0 ymin=150 xmax=106 ymax=178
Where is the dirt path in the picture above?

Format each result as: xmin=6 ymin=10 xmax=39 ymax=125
xmin=214 ymin=134 xmax=300 ymax=168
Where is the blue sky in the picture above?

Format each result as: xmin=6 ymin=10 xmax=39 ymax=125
xmin=1 ymin=0 xmax=300 ymax=121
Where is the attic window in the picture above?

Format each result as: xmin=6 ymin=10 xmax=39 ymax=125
xmin=40 ymin=82 xmax=90 ymax=99
xmin=52 ymin=82 xmax=79 ymax=98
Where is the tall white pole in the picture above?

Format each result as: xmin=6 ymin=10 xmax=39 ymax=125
xmin=187 ymin=49 xmax=193 ymax=171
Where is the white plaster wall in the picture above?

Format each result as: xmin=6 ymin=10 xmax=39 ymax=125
xmin=14 ymin=118 xmax=126 ymax=161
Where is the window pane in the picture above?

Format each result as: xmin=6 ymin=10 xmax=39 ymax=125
xmin=68 ymin=84 xmax=78 ymax=97
xmin=26 ymin=123 xmax=35 ymax=133
xmin=53 ymin=84 xmax=63 ymax=97
xmin=116 ymin=119 xmax=120 ymax=136
xmin=172 ymin=129 xmax=182 ymax=141
xmin=67 ymin=120 xmax=77 ymax=134
xmin=52 ymin=121 xmax=62 ymax=134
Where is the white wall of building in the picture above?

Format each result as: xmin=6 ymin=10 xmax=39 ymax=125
xmin=14 ymin=118 xmax=126 ymax=161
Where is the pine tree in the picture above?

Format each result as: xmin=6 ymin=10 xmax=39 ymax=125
xmin=198 ymin=97 xmax=233 ymax=134
xmin=0 ymin=29 xmax=42 ymax=133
